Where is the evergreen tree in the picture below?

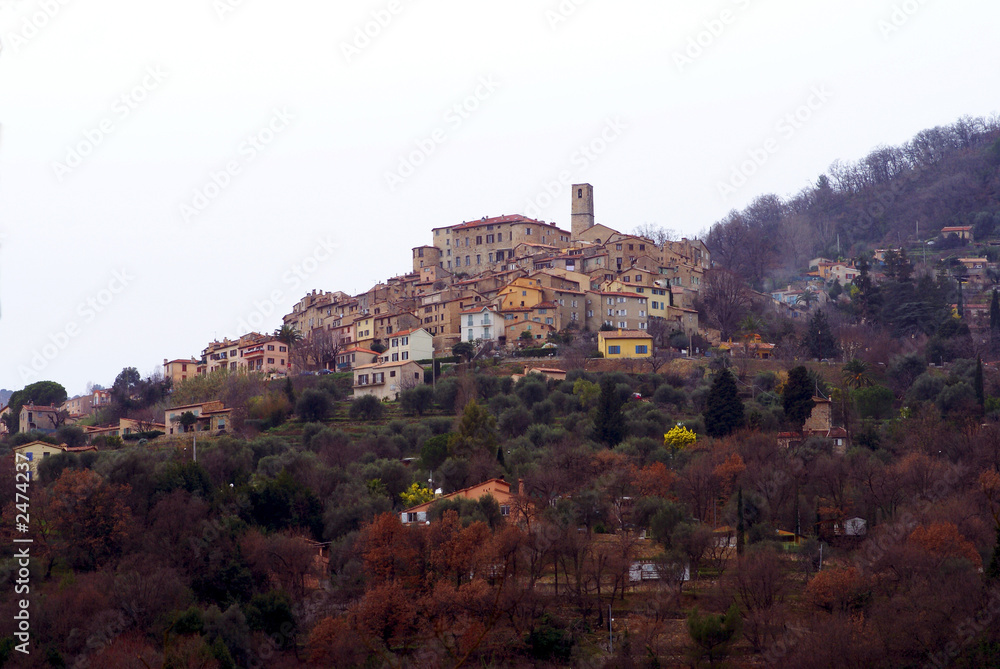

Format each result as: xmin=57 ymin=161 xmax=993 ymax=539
xmin=594 ymin=376 xmax=626 ymax=446
xmin=991 ymin=289 xmax=1000 ymax=336
xmin=975 ymin=355 xmax=985 ymax=413
xmin=828 ymin=278 xmax=842 ymax=300
xmin=736 ymin=488 xmax=745 ymax=557
xmin=783 ymin=366 xmax=815 ymax=431
xmin=957 ymin=278 xmax=965 ymax=319
xmin=703 ymin=369 xmax=744 ymax=438
xmin=804 ymin=310 xmax=839 ymax=360
xmin=686 ymin=604 xmax=741 ymax=667
xmin=988 ymin=524 xmax=1000 ymax=582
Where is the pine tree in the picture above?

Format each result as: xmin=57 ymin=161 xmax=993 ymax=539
xmin=594 ymin=376 xmax=626 ymax=446
xmin=783 ymin=366 xmax=815 ymax=431
xmin=703 ymin=369 xmax=744 ymax=438
xmin=804 ymin=310 xmax=839 ymax=360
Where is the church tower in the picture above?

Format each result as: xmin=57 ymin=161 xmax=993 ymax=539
xmin=571 ymin=183 xmax=594 ymax=240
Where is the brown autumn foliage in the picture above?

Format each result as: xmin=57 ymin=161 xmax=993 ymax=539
xmin=47 ymin=468 xmax=132 ymax=569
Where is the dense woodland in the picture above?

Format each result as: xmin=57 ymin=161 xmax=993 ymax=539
xmin=1 ymin=345 xmax=1000 ymax=668
xmin=3 ymin=115 xmax=1000 ymax=667
xmin=705 ymin=115 xmax=1000 ymax=290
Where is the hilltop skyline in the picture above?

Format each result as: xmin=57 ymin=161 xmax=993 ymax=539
xmin=2 ymin=1 xmax=1000 ymax=395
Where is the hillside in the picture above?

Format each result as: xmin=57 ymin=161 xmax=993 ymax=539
xmin=706 ymin=114 xmax=1000 ymax=288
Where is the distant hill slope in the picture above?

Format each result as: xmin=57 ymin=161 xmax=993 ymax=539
xmin=0 ymin=389 xmax=12 ymax=407
xmin=706 ymin=115 xmax=1000 ymax=288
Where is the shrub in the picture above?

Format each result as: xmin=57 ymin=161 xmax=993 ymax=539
xmin=296 ymin=389 xmax=332 ymax=423
xmin=400 ymin=385 xmax=434 ymax=416
xmin=349 ymin=395 xmax=384 ymax=421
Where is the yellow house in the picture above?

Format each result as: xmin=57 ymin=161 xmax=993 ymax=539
xmin=354 ymin=315 xmax=375 ymax=350
xmin=12 ymin=441 xmax=97 ymax=479
xmin=497 ymin=277 xmax=544 ymax=310
xmin=598 ymin=330 xmax=653 ymax=358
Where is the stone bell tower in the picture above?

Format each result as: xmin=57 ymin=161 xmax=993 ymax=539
xmin=571 ymin=183 xmax=594 ymax=240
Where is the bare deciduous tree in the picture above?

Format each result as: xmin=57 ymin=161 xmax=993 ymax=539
xmin=702 ymin=269 xmax=753 ymax=341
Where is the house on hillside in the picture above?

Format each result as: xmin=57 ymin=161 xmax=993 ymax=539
xmin=777 ymin=397 xmax=848 ymax=453
xmin=165 ymin=401 xmax=232 ymax=435
xmin=401 ymin=478 xmax=525 ymax=525
xmin=353 ymin=360 xmax=425 ymax=401
xmin=941 ymin=225 xmax=973 ymax=241
xmin=12 ymin=441 xmax=98 ymax=479
xmin=598 ymin=330 xmax=653 ymax=359
xmin=18 ymin=405 xmax=62 ymax=434
xmin=461 ymin=306 xmax=501 ymax=343
xmin=718 ymin=334 xmax=775 ymax=360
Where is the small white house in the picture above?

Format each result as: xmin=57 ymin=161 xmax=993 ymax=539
xmin=460 ymin=306 xmax=501 ymax=343
xmin=379 ymin=328 xmax=433 ymax=364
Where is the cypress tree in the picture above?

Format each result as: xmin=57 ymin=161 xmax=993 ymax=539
xmin=975 ymin=355 xmax=985 ymax=413
xmin=988 ymin=525 xmax=1000 ymax=582
xmin=783 ymin=366 xmax=815 ymax=431
xmin=703 ymin=369 xmax=744 ymax=438
xmin=991 ymin=289 xmax=1000 ymax=335
xmin=594 ymin=376 xmax=626 ymax=446
xmin=736 ymin=488 xmax=745 ymax=557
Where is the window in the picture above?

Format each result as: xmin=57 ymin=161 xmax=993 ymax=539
xmin=526 ymin=228 xmax=532 ymax=235
xmin=616 ymin=243 xmax=622 ymax=251
xmin=635 ymin=275 xmax=641 ymax=282
xmin=468 ymin=315 xmax=474 ymax=325
xmin=280 ymin=346 xmax=287 ymax=352
xmin=402 ymin=351 xmax=408 ymax=360
xmin=501 ymin=505 xmax=510 ymax=516
xmin=268 ymin=357 xmax=274 ymax=364
xmin=618 ymin=321 xmax=627 ymax=328
xmin=390 ymin=370 xmax=396 ymax=377
xmin=267 ymin=345 xmax=274 ymax=351
xmin=636 ymin=345 xmax=648 ymax=354
xmin=608 ymin=345 xmax=621 ymax=354
xmin=476 ymin=236 xmax=482 ymax=244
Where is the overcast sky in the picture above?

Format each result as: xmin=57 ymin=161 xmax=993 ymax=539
xmin=1 ymin=0 xmax=998 ymax=397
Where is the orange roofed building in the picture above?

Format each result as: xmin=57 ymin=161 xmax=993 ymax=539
xmin=401 ymin=478 xmax=526 ymax=525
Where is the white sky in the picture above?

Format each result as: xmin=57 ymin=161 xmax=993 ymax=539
xmin=1 ymin=0 xmax=998 ymax=397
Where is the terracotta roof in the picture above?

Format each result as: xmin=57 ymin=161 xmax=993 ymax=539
xmin=588 ymin=290 xmax=648 ymax=299
xmin=21 ymin=405 xmax=60 ymax=412
xmin=392 ymin=327 xmax=429 ymax=337
xmin=353 ymin=360 xmax=424 ymax=371
xmin=534 ymin=301 xmax=558 ymax=309
xmin=599 ymin=330 xmax=653 ymax=340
